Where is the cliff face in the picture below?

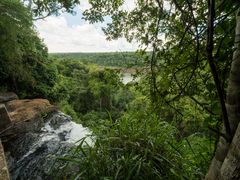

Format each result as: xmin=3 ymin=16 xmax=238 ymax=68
xmin=0 ymin=93 xmax=92 ymax=180
xmin=0 ymin=140 xmax=10 ymax=180
xmin=0 ymin=97 xmax=56 ymax=143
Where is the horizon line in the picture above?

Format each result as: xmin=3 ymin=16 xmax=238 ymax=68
xmin=49 ymin=51 xmax=137 ymax=54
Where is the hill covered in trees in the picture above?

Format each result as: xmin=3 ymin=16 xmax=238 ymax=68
xmin=50 ymin=52 xmax=144 ymax=67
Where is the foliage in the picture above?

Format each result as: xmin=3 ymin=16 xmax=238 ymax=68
xmin=50 ymin=52 xmax=144 ymax=68
xmin=58 ymin=100 xmax=80 ymax=122
xmin=58 ymin=115 xmax=181 ymax=179
xmin=82 ymin=0 xmax=240 ymax=132
xmin=23 ymin=0 xmax=80 ymax=20
xmin=48 ymin=60 xmax=213 ymax=179
xmin=0 ymin=0 xmax=33 ymax=90
xmin=58 ymin=111 xmax=213 ymax=179
xmin=0 ymin=0 xmax=58 ymax=99
xmin=179 ymin=134 xmax=214 ymax=177
xmin=51 ymin=58 xmax=134 ymax=127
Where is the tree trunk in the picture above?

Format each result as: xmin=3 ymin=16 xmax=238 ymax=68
xmin=220 ymin=122 xmax=240 ymax=179
xmin=206 ymin=9 xmax=240 ymax=180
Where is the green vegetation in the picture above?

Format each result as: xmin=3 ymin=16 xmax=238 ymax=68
xmin=51 ymin=52 xmax=144 ymax=67
xmin=1 ymin=0 xmax=240 ymax=179
xmin=0 ymin=0 xmax=58 ymax=98
xmin=57 ymin=101 xmax=212 ymax=179
xmin=51 ymin=58 xmax=133 ymax=128
xmin=50 ymin=58 xmax=214 ymax=179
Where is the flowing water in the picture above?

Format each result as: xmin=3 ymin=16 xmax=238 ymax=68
xmin=5 ymin=111 xmax=92 ymax=180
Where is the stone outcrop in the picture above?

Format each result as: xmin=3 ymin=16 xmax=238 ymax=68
xmin=0 ymin=92 xmax=18 ymax=103
xmin=0 ymin=104 xmax=12 ymax=132
xmin=6 ymin=99 xmax=55 ymax=123
xmin=0 ymin=96 xmax=57 ymax=179
xmin=0 ymin=140 xmax=10 ymax=180
xmin=0 ymin=99 xmax=56 ymax=142
xmin=0 ymin=93 xmax=91 ymax=180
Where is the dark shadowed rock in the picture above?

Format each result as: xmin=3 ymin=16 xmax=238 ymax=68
xmin=0 ymin=104 xmax=12 ymax=132
xmin=0 ymin=92 xmax=18 ymax=103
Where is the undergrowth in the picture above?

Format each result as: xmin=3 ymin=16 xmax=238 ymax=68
xmin=54 ymin=112 xmax=213 ymax=180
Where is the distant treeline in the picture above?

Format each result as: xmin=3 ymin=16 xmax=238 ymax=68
xmin=50 ymin=52 xmax=145 ymax=67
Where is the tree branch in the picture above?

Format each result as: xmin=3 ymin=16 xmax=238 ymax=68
xmin=207 ymin=0 xmax=232 ymax=142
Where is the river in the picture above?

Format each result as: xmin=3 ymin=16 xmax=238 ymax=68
xmin=122 ymin=73 xmax=139 ymax=84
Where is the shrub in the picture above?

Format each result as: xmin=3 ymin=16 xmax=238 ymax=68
xmin=58 ymin=114 xmax=187 ymax=180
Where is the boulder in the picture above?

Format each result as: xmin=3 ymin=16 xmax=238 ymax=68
xmin=0 ymin=104 xmax=12 ymax=132
xmin=0 ymin=99 xmax=56 ymax=142
xmin=0 ymin=93 xmax=18 ymax=103
xmin=6 ymin=99 xmax=56 ymax=123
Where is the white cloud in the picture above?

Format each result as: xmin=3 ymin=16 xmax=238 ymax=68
xmin=78 ymin=0 xmax=91 ymax=11
xmin=34 ymin=0 xmax=171 ymax=53
xmin=33 ymin=0 xmax=140 ymax=53
xmin=34 ymin=16 xmax=138 ymax=52
xmin=34 ymin=0 xmax=139 ymax=53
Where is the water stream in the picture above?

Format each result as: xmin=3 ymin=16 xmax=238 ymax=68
xmin=5 ymin=111 xmax=92 ymax=180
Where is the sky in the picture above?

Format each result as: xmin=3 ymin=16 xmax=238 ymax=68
xmin=34 ymin=0 xmax=138 ymax=53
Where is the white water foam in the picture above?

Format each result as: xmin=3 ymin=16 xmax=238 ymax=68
xmin=41 ymin=121 xmax=92 ymax=145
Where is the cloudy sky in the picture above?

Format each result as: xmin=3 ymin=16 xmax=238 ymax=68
xmin=34 ymin=0 xmax=138 ymax=53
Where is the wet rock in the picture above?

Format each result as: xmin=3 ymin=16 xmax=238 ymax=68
xmin=4 ymin=111 xmax=92 ymax=180
xmin=48 ymin=112 xmax=72 ymax=130
xmin=0 ymin=98 xmax=91 ymax=179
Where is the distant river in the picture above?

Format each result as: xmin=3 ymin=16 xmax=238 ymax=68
xmin=122 ymin=73 xmax=139 ymax=84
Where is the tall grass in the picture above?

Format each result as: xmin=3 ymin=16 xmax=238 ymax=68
xmin=57 ymin=113 xmax=194 ymax=180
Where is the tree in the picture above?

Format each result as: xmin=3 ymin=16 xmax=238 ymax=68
xmin=82 ymin=0 xmax=240 ymax=178
xmin=0 ymin=0 xmax=33 ymax=91
xmin=0 ymin=0 xmax=57 ymax=98
xmin=206 ymin=2 xmax=240 ymax=179
xmin=21 ymin=0 xmax=80 ymax=20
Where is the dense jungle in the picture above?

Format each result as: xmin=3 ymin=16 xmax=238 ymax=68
xmin=1 ymin=0 xmax=240 ymax=179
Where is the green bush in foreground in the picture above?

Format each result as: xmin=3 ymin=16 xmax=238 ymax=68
xmin=56 ymin=111 xmax=212 ymax=180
